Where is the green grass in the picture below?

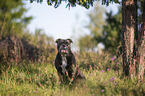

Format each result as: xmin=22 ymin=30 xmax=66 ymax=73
xmin=0 ymin=53 xmax=144 ymax=96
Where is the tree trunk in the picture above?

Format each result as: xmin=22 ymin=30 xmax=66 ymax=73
xmin=122 ymin=0 xmax=137 ymax=78
xmin=137 ymin=0 xmax=145 ymax=83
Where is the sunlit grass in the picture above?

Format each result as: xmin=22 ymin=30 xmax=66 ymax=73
xmin=0 ymin=52 xmax=144 ymax=96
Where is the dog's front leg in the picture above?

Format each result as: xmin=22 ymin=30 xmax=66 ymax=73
xmin=57 ymin=72 xmax=63 ymax=83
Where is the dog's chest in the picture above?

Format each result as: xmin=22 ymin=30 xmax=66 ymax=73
xmin=61 ymin=56 xmax=67 ymax=73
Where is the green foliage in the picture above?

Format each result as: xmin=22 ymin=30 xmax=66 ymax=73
xmin=96 ymin=9 xmax=122 ymax=52
xmin=79 ymin=35 xmax=96 ymax=52
xmin=30 ymin=0 xmax=121 ymax=9
xmin=87 ymin=3 xmax=106 ymax=37
xmin=0 ymin=52 xmax=144 ymax=95
xmin=0 ymin=0 xmax=33 ymax=38
xmin=78 ymin=3 xmax=106 ymax=52
xmin=0 ymin=0 xmax=56 ymax=64
xmin=79 ymin=4 xmax=121 ymax=53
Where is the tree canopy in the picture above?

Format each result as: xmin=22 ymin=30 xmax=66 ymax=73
xmin=30 ymin=0 xmax=120 ymax=8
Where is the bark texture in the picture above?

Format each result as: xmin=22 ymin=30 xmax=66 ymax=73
xmin=137 ymin=0 xmax=145 ymax=83
xmin=122 ymin=0 xmax=137 ymax=78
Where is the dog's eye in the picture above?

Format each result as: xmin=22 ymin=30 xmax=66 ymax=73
xmin=65 ymin=42 xmax=69 ymax=45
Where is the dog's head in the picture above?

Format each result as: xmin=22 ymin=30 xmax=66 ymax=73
xmin=55 ymin=38 xmax=73 ymax=56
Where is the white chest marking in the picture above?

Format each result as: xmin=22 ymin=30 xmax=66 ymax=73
xmin=61 ymin=56 xmax=67 ymax=73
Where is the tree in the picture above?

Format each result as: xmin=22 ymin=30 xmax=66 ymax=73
xmin=86 ymin=5 xmax=122 ymax=52
xmin=122 ymin=0 xmax=144 ymax=83
xmin=136 ymin=0 xmax=145 ymax=83
xmin=0 ymin=0 xmax=57 ymax=65
xmin=122 ymin=0 xmax=137 ymax=78
xmin=101 ymin=10 xmax=122 ymax=52
xmin=0 ymin=0 xmax=33 ymax=38
xmin=30 ymin=0 xmax=144 ymax=83
xmin=87 ymin=3 xmax=105 ymax=37
xmin=78 ymin=2 xmax=105 ymax=52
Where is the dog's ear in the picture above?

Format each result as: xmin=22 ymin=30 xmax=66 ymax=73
xmin=55 ymin=38 xmax=61 ymax=43
xmin=66 ymin=39 xmax=73 ymax=43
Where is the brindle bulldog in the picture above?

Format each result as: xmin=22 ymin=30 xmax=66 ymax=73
xmin=55 ymin=38 xmax=85 ymax=84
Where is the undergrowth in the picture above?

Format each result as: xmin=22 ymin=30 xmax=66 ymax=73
xmin=0 ymin=52 xmax=144 ymax=96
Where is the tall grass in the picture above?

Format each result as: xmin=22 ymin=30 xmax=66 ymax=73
xmin=0 ymin=52 xmax=144 ymax=96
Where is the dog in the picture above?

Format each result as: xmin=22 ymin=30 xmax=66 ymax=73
xmin=55 ymin=38 xmax=85 ymax=84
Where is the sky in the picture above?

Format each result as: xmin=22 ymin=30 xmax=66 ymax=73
xmin=24 ymin=0 xmax=120 ymax=41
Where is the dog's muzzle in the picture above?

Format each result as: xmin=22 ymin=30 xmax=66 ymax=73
xmin=59 ymin=44 xmax=69 ymax=56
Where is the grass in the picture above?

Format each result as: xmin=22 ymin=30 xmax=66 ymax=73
xmin=0 ymin=52 xmax=144 ymax=96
